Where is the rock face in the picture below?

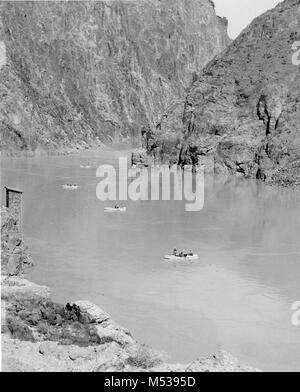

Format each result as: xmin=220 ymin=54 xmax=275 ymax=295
xmin=186 ymin=352 xmax=257 ymax=373
xmin=0 ymin=0 xmax=229 ymax=152
xmin=1 ymin=208 xmax=34 ymax=276
xmin=147 ymin=0 xmax=300 ymax=185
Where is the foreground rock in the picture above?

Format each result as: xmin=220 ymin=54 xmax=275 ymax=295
xmin=1 ymin=276 xmax=259 ymax=372
xmin=145 ymin=0 xmax=300 ymax=186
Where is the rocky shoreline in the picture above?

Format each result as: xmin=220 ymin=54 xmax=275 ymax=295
xmin=1 ymin=207 xmax=259 ymax=372
xmin=131 ymin=149 xmax=300 ymax=190
xmin=0 ymin=141 xmax=106 ymax=158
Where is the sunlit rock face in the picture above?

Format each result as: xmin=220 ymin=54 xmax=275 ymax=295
xmin=0 ymin=0 xmax=229 ymax=151
xmin=151 ymin=0 xmax=300 ymax=185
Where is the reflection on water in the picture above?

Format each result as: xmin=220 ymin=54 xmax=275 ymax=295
xmin=1 ymin=150 xmax=300 ymax=371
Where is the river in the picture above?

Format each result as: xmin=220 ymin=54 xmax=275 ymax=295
xmin=1 ymin=149 xmax=300 ymax=371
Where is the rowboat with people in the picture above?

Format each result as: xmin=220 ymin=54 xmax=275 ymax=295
xmin=63 ymin=184 xmax=79 ymax=190
xmin=164 ymin=249 xmax=199 ymax=261
xmin=104 ymin=205 xmax=127 ymax=213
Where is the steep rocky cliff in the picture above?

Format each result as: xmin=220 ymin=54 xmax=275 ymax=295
xmin=148 ymin=0 xmax=300 ymax=185
xmin=0 ymin=0 xmax=229 ymax=152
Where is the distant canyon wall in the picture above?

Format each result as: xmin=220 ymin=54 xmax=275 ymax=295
xmin=0 ymin=0 xmax=230 ymax=152
xmin=146 ymin=0 xmax=300 ymax=185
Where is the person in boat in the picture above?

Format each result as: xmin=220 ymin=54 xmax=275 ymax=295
xmin=189 ymin=250 xmax=194 ymax=256
xmin=179 ymin=252 xmax=185 ymax=258
xmin=115 ymin=205 xmax=120 ymax=209
xmin=172 ymin=249 xmax=178 ymax=256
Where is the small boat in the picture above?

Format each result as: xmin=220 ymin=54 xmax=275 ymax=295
xmin=164 ymin=254 xmax=199 ymax=261
xmin=104 ymin=207 xmax=127 ymax=213
xmin=63 ymin=184 xmax=79 ymax=190
xmin=80 ymin=165 xmax=92 ymax=169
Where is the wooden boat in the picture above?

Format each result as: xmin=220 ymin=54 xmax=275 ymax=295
xmin=104 ymin=207 xmax=127 ymax=213
xmin=63 ymin=184 xmax=79 ymax=190
xmin=164 ymin=254 xmax=199 ymax=261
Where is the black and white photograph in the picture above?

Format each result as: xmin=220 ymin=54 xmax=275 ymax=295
xmin=0 ymin=0 xmax=299 ymax=375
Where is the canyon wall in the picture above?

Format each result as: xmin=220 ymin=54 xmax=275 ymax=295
xmin=148 ymin=0 xmax=300 ymax=185
xmin=0 ymin=0 xmax=229 ymax=152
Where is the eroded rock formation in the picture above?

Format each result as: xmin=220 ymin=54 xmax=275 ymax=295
xmin=1 ymin=207 xmax=33 ymax=276
xmin=1 ymin=277 xmax=259 ymax=372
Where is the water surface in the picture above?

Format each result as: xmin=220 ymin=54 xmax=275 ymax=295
xmin=1 ymin=150 xmax=300 ymax=371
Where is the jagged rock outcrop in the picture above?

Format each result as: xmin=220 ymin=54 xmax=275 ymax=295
xmin=1 ymin=207 xmax=34 ymax=276
xmin=0 ymin=0 xmax=229 ymax=152
xmin=1 ymin=276 xmax=259 ymax=372
xmin=147 ymin=0 xmax=300 ymax=185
